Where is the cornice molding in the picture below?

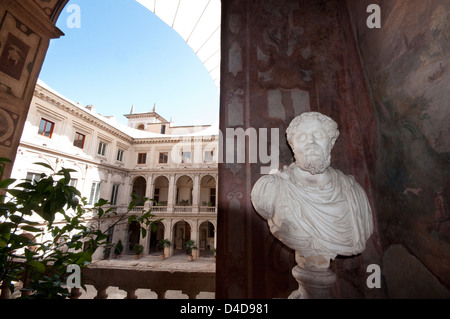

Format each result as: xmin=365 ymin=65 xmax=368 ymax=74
xmin=33 ymin=86 xmax=219 ymax=147
xmin=34 ymin=87 xmax=134 ymax=143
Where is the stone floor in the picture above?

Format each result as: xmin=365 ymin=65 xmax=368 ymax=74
xmin=79 ymin=251 xmax=216 ymax=299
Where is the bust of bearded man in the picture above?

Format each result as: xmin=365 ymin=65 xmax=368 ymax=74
xmin=251 ymin=112 xmax=373 ymax=268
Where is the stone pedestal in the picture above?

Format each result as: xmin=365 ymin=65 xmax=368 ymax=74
xmin=289 ymin=265 xmax=336 ymax=299
xmin=288 ymin=252 xmax=336 ymax=299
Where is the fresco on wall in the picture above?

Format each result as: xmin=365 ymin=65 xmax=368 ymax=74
xmin=0 ymin=11 xmax=41 ymax=100
xmin=354 ymin=0 xmax=450 ymax=289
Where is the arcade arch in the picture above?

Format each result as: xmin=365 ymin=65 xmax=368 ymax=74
xmin=132 ymin=176 xmax=147 ymax=205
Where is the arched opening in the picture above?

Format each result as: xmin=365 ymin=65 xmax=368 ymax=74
xmin=172 ymin=220 xmax=191 ymax=253
xmin=148 ymin=221 xmax=165 ymax=254
xmin=132 ymin=176 xmax=147 ymax=206
xmin=200 ymin=175 xmax=217 ymax=208
xmin=153 ymin=175 xmax=169 ymax=206
xmin=199 ymin=221 xmax=215 ymax=257
xmin=175 ymin=175 xmax=193 ymax=206
xmin=137 ymin=124 xmax=145 ymax=130
xmin=127 ymin=221 xmax=141 ymax=254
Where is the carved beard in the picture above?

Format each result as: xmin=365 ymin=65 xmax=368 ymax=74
xmin=295 ymin=144 xmax=331 ymax=175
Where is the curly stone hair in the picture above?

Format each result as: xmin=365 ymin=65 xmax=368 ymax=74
xmin=286 ymin=112 xmax=340 ymax=148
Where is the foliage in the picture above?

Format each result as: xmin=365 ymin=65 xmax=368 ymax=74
xmin=157 ymin=238 xmax=172 ymax=249
xmin=0 ymin=158 xmax=159 ymax=299
xmin=185 ymin=239 xmax=197 ymax=255
xmin=133 ymin=243 xmax=143 ymax=255
xmin=114 ymin=239 xmax=123 ymax=256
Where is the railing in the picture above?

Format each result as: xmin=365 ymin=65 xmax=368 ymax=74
xmin=174 ymin=206 xmax=192 ymax=213
xmin=130 ymin=205 xmax=216 ymax=214
xmin=151 ymin=206 xmax=168 ymax=213
xmin=130 ymin=206 xmax=145 ymax=213
xmin=199 ymin=206 xmax=216 ymax=213
xmin=69 ymin=260 xmax=215 ymax=299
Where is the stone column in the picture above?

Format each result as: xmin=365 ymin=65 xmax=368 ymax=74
xmin=164 ymin=219 xmax=174 ymax=257
xmin=190 ymin=220 xmax=199 ymax=258
xmin=192 ymin=173 xmax=200 ymax=213
xmin=167 ymin=174 xmax=176 ymax=212
xmin=145 ymin=173 xmax=154 ymax=209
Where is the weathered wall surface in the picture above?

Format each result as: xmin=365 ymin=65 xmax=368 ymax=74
xmin=347 ymin=0 xmax=450 ymax=297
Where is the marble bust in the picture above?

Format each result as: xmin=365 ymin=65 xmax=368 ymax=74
xmin=251 ymin=112 xmax=373 ymax=269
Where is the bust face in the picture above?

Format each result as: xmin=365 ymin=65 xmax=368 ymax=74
xmin=289 ymin=118 xmax=332 ymax=175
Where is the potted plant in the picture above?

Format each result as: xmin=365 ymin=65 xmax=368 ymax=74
xmin=114 ymin=239 xmax=123 ymax=258
xmin=133 ymin=243 xmax=144 ymax=259
xmin=210 ymin=248 xmax=216 ymax=261
xmin=157 ymin=239 xmax=172 ymax=259
xmin=185 ymin=240 xmax=197 ymax=261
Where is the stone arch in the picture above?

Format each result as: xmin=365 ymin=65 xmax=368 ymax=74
xmin=175 ymin=175 xmax=194 ymax=206
xmin=153 ymin=175 xmax=169 ymax=206
xmin=200 ymin=174 xmax=217 ymax=207
xmin=131 ymin=175 xmax=147 ymax=205
xmin=172 ymin=219 xmax=193 ymax=251
xmin=198 ymin=220 xmax=216 ymax=253
xmin=148 ymin=221 xmax=165 ymax=254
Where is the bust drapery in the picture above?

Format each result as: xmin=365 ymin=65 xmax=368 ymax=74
xmin=251 ymin=163 xmax=373 ymax=260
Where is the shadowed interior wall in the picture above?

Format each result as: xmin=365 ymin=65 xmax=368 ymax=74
xmin=217 ymin=0 xmax=383 ymax=299
xmin=347 ymin=0 xmax=450 ymax=298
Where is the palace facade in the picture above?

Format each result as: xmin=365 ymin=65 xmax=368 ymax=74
xmin=10 ymin=80 xmax=218 ymax=260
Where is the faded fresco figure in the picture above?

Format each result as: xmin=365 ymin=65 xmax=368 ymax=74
xmin=251 ymin=112 xmax=374 ymax=298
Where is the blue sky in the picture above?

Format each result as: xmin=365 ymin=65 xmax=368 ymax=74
xmin=39 ymin=0 xmax=219 ymax=127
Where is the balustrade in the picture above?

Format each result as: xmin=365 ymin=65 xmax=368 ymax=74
xmin=69 ymin=262 xmax=215 ymax=299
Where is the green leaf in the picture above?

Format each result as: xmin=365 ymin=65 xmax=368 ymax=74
xmin=21 ymin=225 xmax=42 ymax=233
xmin=141 ymin=228 xmax=147 ymax=239
xmin=33 ymin=162 xmax=54 ymax=171
xmin=24 ymin=248 xmax=37 ymax=261
xmin=9 ymin=215 xmax=24 ymax=224
xmin=0 ymin=178 xmax=16 ymax=189
xmin=0 ymin=222 xmax=16 ymax=233
xmin=28 ymin=260 xmax=46 ymax=273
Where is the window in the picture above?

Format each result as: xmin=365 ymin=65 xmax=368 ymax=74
xmin=181 ymin=151 xmax=191 ymax=163
xmin=204 ymin=150 xmax=214 ymax=163
xmin=73 ymin=132 xmax=86 ymax=149
xmin=69 ymin=178 xmax=78 ymax=188
xmin=137 ymin=124 xmax=145 ymax=130
xmin=26 ymin=172 xmax=42 ymax=183
xmin=117 ymin=149 xmax=124 ymax=162
xmin=88 ymin=182 xmax=101 ymax=205
xmin=38 ymin=118 xmax=54 ymax=138
xmin=137 ymin=153 xmax=147 ymax=164
xmin=159 ymin=152 xmax=168 ymax=164
xmin=110 ymin=184 xmax=119 ymax=205
xmin=98 ymin=141 xmax=107 ymax=156
xmin=161 ymin=125 xmax=166 ymax=134
xmin=210 ymin=188 xmax=216 ymax=206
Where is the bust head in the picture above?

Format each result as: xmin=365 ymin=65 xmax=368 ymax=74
xmin=286 ymin=112 xmax=339 ymax=175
